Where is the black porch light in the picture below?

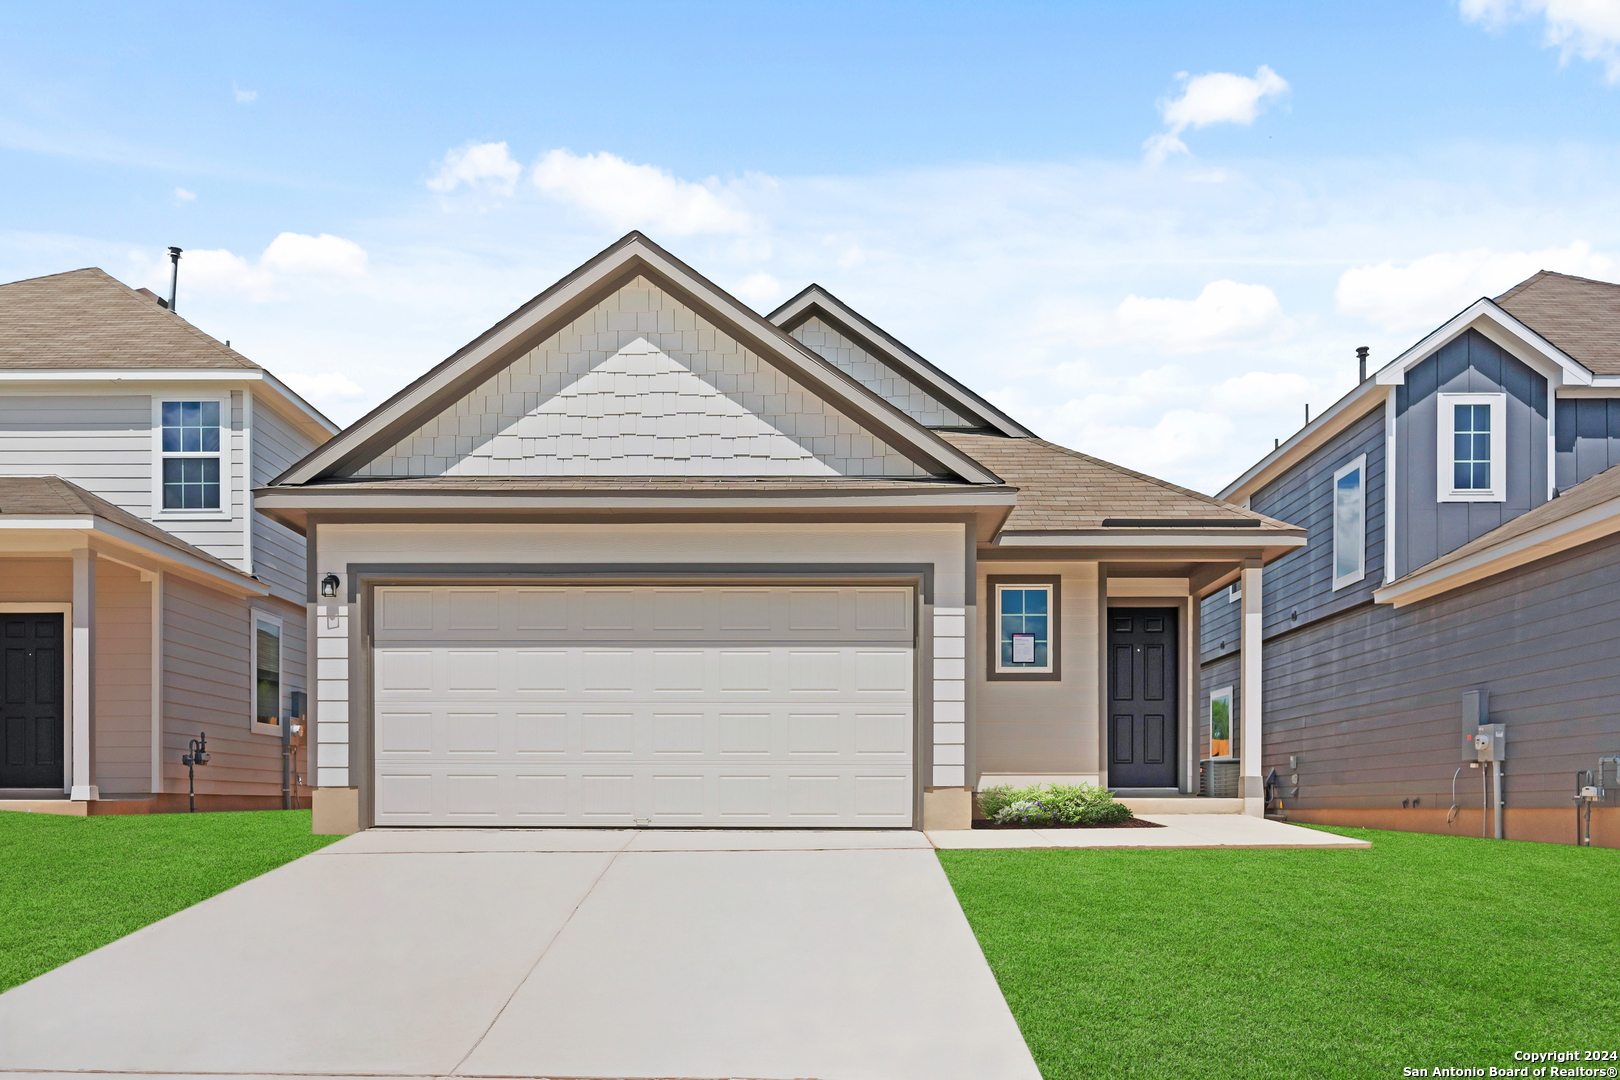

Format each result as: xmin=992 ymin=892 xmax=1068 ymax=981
xmin=320 ymin=573 xmax=340 ymax=598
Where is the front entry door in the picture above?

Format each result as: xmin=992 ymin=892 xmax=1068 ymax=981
xmin=1107 ymin=607 xmax=1178 ymax=788
xmin=1 ymin=613 xmax=66 ymax=790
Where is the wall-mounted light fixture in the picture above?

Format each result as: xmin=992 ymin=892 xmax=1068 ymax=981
xmin=320 ymin=573 xmax=340 ymax=598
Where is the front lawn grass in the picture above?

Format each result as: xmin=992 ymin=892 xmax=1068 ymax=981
xmin=940 ymin=825 xmax=1620 ymax=1080
xmin=0 ymin=810 xmax=337 ymax=993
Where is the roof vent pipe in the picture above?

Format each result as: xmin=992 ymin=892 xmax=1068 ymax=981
xmin=1357 ymin=345 xmax=1369 ymax=383
xmin=167 ymin=246 xmax=183 ymax=315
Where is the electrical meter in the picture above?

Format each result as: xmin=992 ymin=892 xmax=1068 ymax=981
xmin=1472 ymin=723 xmax=1506 ymax=762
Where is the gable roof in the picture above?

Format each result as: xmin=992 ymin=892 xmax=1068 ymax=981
xmin=768 ymin=284 xmax=1035 ymax=438
xmin=1495 ymin=270 xmax=1620 ymax=376
xmin=1219 ymin=268 xmax=1620 ymax=505
xmin=941 ymin=432 xmax=1301 ymax=535
xmin=0 ymin=267 xmax=260 ymax=371
xmin=273 ymin=233 xmax=1001 ymax=487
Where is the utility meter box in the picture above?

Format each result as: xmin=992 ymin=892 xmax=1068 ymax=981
xmin=1461 ymin=690 xmax=1489 ymax=761
xmin=1473 ymin=723 xmax=1507 ymax=762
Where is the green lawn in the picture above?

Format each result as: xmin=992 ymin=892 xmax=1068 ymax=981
xmin=940 ymin=825 xmax=1620 ymax=1080
xmin=0 ymin=810 xmax=337 ymax=993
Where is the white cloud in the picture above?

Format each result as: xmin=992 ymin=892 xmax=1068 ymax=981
xmin=1462 ymin=0 xmax=1620 ymax=83
xmin=261 ymin=232 xmax=369 ymax=276
xmin=1115 ymin=280 xmax=1288 ymax=351
xmin=1145 ymin=66 xmax=1289 ymax=164
xmin=731 ymin=271 xmax=782 ymax=308
xmin=173 ymin=187 xmax=195 ymax=204
xmin=164 ymin=248 xmax=277 ymax=302
xmin=1335 ymin=241 xmax=1615 ymax=331
xmin=233 ymin=83 xmax=258 ymax=104
xmin=282 ymin=371 xmax=365 ymax=409
xmin=531 ymin=149 xmax=756 ymax=235
xmin=427 ymin=141 xmax=522 ymax=196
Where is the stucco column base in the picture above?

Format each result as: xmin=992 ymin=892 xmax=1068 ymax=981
xmin=922 ymin=787 xmax=973 ymax=830
xmin=312 ymin=787 xmax=360 ymax=835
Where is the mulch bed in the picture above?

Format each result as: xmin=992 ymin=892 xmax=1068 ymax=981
xmin=972 ymin=817 xmax=1168 ymax=830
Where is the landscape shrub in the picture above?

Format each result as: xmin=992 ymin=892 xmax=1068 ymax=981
xmin=977 ymin=782 xmax=1134 ymax=825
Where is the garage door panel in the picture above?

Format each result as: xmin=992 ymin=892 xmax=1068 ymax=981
xmin=374 ymin=585 xmax=913 ymax=827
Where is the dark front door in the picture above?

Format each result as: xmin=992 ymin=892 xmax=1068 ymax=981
xmin=1108 ymin=607 xmax=1177 ymax=788
xmin=1 ymin=613 xmax=65 ymax=789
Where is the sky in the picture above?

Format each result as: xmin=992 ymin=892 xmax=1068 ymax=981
xmin=3 ymin=0 xmax=1619 ymax=493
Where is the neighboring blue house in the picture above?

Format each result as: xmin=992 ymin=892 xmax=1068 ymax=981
xmin=1204 ymin=271 xmax=1620 ymax=847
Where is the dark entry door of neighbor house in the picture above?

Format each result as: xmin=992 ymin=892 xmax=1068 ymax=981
xmin=1 ymin=613 xmax=65 ymax=790
xmin=1108 ymin=607 xmax=1177 ymax=788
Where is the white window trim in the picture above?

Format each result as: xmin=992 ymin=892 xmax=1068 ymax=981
xmin=993 ymin=582 xmax=1055 ymax=675
xmin=1332 ymin=453 xmax=1367 ymax=591
xmin=250 ymin=609 xmax=284 ymax=736
xmin=1228 ymin=582 xmax=1241 ymax=602
xmin=151 ymin=395 xmax=231 ymax=521
xmin=1436 ymin=392 xmax=1506 ymax=503
xmin=1208 ymin=685 xmax=1235 ymax=761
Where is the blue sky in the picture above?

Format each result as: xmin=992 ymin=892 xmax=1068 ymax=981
xmin=4 ymin=1 xmax=1618 ymax=491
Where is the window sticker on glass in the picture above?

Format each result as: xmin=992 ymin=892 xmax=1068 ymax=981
xmin=1011 ymin=633 xmax=1036 ymax=664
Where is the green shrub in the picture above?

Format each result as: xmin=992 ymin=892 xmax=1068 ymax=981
xmin=976 ymin=782 xmax=1134 ymax=825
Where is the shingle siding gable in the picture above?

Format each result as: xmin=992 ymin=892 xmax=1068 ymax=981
xmin=789 ymin=316 xmax=974 ymax=429
xmin=357 ymin=278 xmax=925 ymax=478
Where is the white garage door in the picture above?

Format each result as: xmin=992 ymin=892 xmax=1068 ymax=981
xmin=372 ymin=584 xmax=915 ymax=827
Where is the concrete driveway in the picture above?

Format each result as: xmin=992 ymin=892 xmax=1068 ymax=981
xmin=0 ymin=829 xmax=1040 ymax=1080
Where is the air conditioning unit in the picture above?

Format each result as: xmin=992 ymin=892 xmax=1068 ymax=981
xmin=1201 ymin=758 xmax=1240 ymax=798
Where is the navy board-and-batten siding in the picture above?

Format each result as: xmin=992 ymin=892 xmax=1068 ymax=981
xmin=1394 ymin=328 xmax=1549 ymax=578
xmin=1556 ymin=397 xmax=1620 ymax=492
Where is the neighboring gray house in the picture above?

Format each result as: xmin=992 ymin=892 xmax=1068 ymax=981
xmin=0 ymin=268 xmax=337 ymax=810
xmin=257 ymin=233 xmax=1306 ymax=835
xmin=1204 ymin=271 xmax=1620 ymax=847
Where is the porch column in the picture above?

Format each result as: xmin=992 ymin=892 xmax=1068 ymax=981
xmin=69 ymin=547 xmax=98 ymax=801
xmin=145 ymin=570 xmax=164 ymax=794
xmin=1239 ymin=559 xmax=1263 ymax=817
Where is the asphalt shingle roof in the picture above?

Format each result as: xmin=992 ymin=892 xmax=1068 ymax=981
xmin=0 ymin=475 xmax=251 ymax=577
xmin=1495 ymin=270 xmax=1620 ymax=376
xmin=939 ymin=433 xmax=1301 ymax=533
xmin=0 ymin=267 xmax=260 ymax=371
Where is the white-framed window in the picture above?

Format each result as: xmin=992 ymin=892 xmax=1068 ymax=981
xmin=152 ymin=397 xmax=229 ymax=517
xmin=1228 ymin=582 xmax=1241 ymax=603
xmin=1437 ymin=393 xmax=1506 ymax=503
xmin=1332 ymin=453 xmax=1367 ymax=591
xmin=251 ymin=611 xmax=283 ymax=735
xmin=1209 ymin=685 xmax=1234 ymax=759
xmin=989 ymin=578 xmax=1059 ymax=678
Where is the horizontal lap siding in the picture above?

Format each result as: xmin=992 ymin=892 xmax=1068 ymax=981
xmin=251 ymin=401 xmax=317 ymax=604
xmin=0 ymin=394 xmax=152 ymax=512
xmin=161 ymin=390 xmax=246 ymax=570
xmin=93 ymin=560 xmax=151 ymax=793
xmin=1258 ymin=531 xmax=1620 ymax=810
xmin=162 ymin=577 xmax=304 ymax=795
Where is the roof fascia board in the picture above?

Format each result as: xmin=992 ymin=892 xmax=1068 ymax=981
xmin=255 ymin=489 xmax=1017 ymax=512
xmin=1373 ymin=298 xmax=1592 ymax=388
xmin=276 ymin=235 xmax=999 ymax=485
xmin=1218 ymin=381 xmax=1386 ymax=503
xmin=0 ymin=368 xmax=337 ymax=439
xmin=993 ymin=531 xmax=1305 ymax=548
xmin=768 ymin=286 xmax=1035 ymax=438
xmin=1559 ymin=385 xmax=1620 ymax=397
xmin=0 ymin=516 xmax=268 ymax=595
xmin=1373 ymin=495 xmax=1620 ymax=608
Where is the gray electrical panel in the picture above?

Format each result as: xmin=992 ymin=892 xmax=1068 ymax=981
xmin=1461 ymin=690 xmax=1489 ymax=761
xmin=1473 ymin=723 xmax=1506 ymax=762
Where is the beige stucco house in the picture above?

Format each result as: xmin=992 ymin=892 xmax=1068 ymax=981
xmin=0 ymin=268 xmax=337 ymax=810
xmin=258 ymin=233 xmax=1304 ymax=834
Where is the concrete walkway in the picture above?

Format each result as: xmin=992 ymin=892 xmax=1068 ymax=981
xmin=0 ymin=829 xmax=1040 ymax=1080
xmin=928 ymin=813 xmax=1372 ymax=849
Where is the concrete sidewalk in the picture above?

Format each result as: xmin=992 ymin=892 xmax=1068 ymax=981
xmin=0 ymin=829 xmax=1039 ymax=1080
xmin=928 ymin=814 xmax=1373 ymax=849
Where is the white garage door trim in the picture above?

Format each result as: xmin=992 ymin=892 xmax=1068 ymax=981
xmin=370 ymin=583 xmax=917 ymax=827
